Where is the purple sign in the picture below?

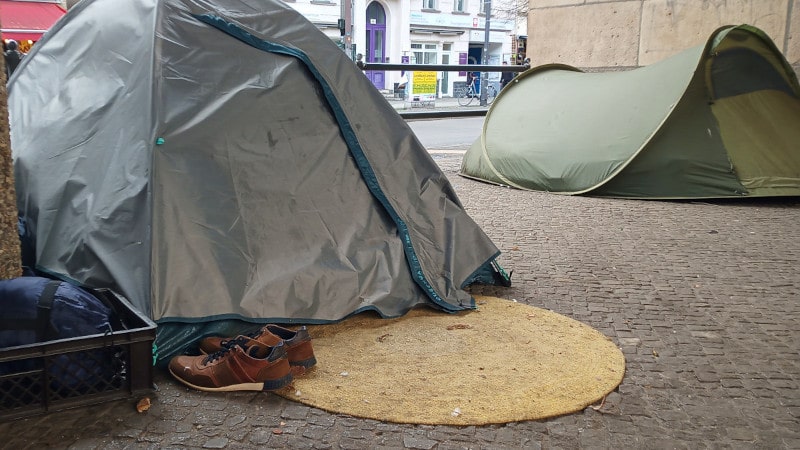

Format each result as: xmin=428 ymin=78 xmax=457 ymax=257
xmin=458 ymin=52 xmax=468 ymax=76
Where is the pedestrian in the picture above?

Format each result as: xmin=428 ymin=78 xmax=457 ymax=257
xmin=4 ymin=39 xmax=24 ymax=80
xmin=500 ymin=61 xmax=514 ymax=89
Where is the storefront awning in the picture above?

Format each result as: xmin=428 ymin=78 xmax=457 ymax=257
xmin=0 ymin=0 xmax=65 ymax=42
xmin=410 ymin=28 xmax=465 ymax=36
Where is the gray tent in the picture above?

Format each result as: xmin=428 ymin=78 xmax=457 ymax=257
xmin=461 ymin=25 xmax=800 ymax=199
xmin=9 ymin=0 xmax=507 ymax=362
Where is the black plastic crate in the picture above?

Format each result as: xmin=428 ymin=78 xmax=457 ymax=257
xmin=0 ymin=288 xmax=155 ymax=421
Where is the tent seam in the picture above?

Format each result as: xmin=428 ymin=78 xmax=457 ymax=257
xmin=192 ymin=13 xmax=468 ymax=313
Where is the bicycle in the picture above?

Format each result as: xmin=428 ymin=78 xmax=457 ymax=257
xmin=457 ymin=77 xmax=497 ymax=106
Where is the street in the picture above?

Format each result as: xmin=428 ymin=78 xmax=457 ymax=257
xmin=406 ymin=116 xmax=484 ymax=152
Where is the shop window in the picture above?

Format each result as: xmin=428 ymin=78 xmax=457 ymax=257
xmin=411 ymin=43 xmax=438 ymax=65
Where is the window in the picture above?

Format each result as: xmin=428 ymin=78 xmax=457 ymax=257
xmin=411 ymin=43 xmax=438 ymax=65
xmin=453 ymin=0 xmax=466 ymax=12
xmin=422 ymin=0 xmax=437 ymax=10
xmin=479 ymin=0 xmax=488 ymax=14
xmin=367 ymin=2 xmax=386 ymax=25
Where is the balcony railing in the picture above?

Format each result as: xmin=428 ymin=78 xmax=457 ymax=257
xmin=357 ymin=62 xmax=530 ymax=119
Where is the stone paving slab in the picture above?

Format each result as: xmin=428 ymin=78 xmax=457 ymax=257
xmin=1 ymin=153 xmax=798 ymax=449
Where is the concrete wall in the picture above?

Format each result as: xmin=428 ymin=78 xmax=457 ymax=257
xmin=528 ymin=0 xmax=800 ymax=73
xmin=0 ymin=61 xmax=22 ymax=279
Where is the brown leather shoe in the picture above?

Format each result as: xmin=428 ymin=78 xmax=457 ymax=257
xmin=199 ymin=325 xmax=317 ymax=372
xmin=169 ymin=336 xmax=292 ymax=392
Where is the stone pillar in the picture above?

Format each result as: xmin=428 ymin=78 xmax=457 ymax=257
xmin=528 ymin=0 xmax=800 ymax=75
xmin=0 ymin=43 xmax=22 ymax=280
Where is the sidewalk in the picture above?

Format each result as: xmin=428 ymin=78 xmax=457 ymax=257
xmin=385 ymin=93 xmax=490 ymax=113
xmin=1 ymin=153 xmax=799 ymax=449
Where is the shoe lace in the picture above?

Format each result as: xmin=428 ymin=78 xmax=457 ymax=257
xmin=203 ymin=336 xmax=249 ymax=364
xmin=218 ymin=327 xmax=263 ymax=350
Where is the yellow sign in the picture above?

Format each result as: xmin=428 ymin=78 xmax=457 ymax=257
xmin=411 ymin=71 xmax=437 ymax=95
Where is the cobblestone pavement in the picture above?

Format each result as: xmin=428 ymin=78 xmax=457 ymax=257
xmin=2 ymin=152 xmax=799 ymax=449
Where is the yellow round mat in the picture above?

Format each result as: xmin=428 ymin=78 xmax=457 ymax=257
xmin=274 ymin=296 xmax=625 ymax=425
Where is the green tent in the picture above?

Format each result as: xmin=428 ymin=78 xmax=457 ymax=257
xmin=10 ymin=0 xmax=508 ymax=364
xmin=461 ymin=25 xmax=800 ymax=199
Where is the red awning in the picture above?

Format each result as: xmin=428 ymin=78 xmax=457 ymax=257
xmin=0 ymin=0 xmax=65 ymax=42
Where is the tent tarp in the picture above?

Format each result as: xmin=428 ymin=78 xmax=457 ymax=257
xmin=9 ymin=0 xmax=507 ymax=363
xmin=461 ymin=25 xmax=800 ymax=199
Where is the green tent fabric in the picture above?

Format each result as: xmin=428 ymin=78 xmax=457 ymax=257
xmin=461 ymin=25 xmax=800 ymax=199
xmin=9 ymin=0 xmax=508 ymax=365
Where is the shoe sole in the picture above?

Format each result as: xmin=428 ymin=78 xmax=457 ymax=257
xmin=292 ymin=356 xmax=317 ymax=369
xmin=169 ymin=367 xmax=293 ymax=392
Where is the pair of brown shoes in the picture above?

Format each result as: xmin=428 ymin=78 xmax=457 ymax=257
xmin=168 ymin=325 xmax=316 ymax=392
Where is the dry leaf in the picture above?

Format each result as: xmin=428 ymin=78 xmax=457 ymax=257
xmin=136 ymin=397 xmax=151 ymax=413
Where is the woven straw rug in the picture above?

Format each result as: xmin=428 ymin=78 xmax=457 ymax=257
xmin=274 ymin=296 xmax=625 ymax=425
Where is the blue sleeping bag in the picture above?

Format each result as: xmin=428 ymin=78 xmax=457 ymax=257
xmin=0 ymin=277 xmax=115 ymax=385
xmin=0 ymin=277 xmax=113 ymax=346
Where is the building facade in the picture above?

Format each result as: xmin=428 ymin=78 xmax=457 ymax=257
xmin=288 ymin=0 xmax=524 ymax=96
xmin=60 ymin=0 xmax=525 ymax=97
xmin=527 ymin=0 xmax=800 ymax=76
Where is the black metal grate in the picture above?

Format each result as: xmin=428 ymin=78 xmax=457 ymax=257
xmin=1 ymin=347 xmax=129 ymax=414
xmin=0 ymin=289 xmax=155 ymax=421
xmin=1 ymin=370 xmax=43 ymax=409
